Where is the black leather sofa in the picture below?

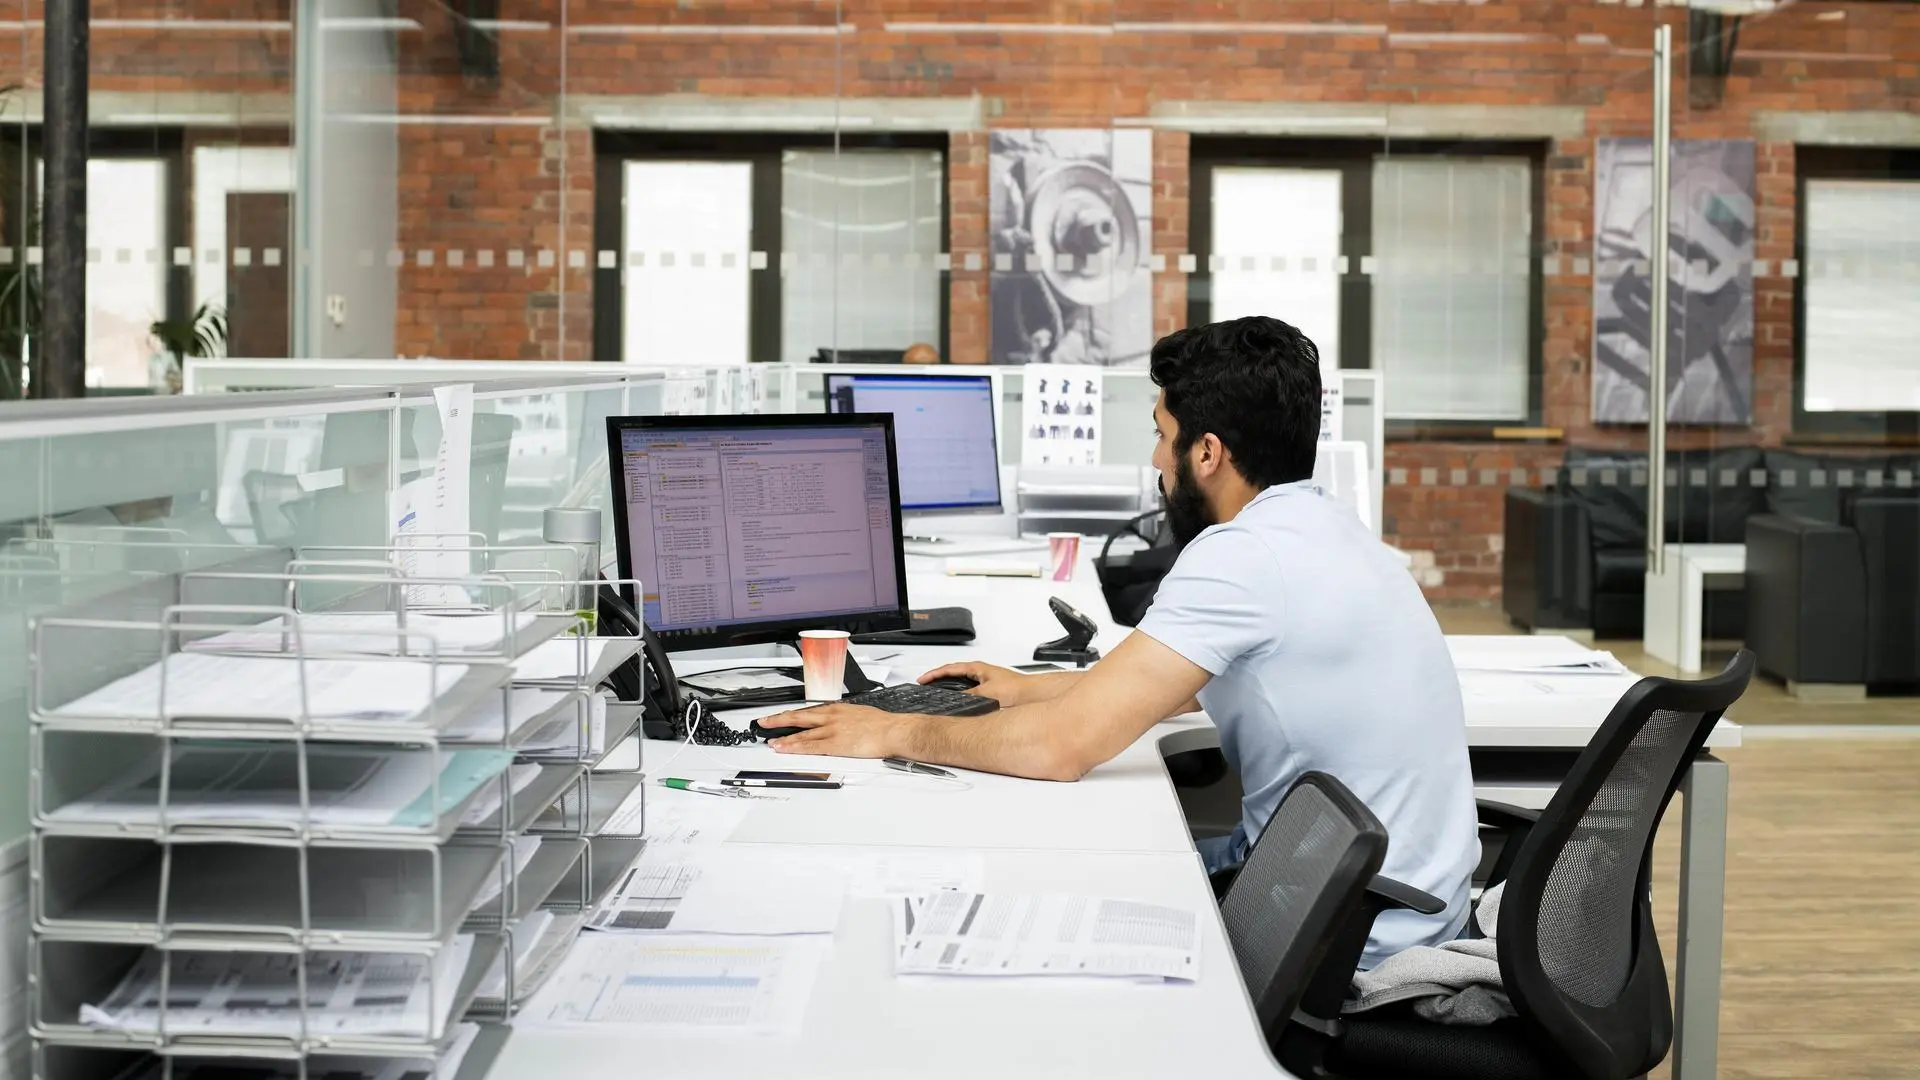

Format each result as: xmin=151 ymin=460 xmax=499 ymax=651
xmin=1503 ymin=446 xmax=1762 ymax=639
xmin=1506 ymin=446 xmax=1920 ymax=687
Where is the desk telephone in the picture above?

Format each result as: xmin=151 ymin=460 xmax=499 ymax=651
xmin=594 ymin=584 xmax=884 ymax=741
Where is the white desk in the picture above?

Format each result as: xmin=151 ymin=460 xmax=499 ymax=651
xmin=503 ymin=847 xmax=1279 ymax=1080
xmin=1644 ymin=542 xmax=1747 ymax=674
xmin=492 ymin=549 xmax=1737 ymax=1080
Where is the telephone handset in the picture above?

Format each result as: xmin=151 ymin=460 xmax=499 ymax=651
xmin=596 ymin=583 xmax=684 ymax=739
xmin=593 ymin=583 xmax=881 ymax=740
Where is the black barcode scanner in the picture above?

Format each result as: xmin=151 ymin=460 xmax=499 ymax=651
xmin=1034 ymin=596 xmax=1101 ymax=667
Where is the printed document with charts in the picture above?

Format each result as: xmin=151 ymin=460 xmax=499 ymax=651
xmin=892 ymin=891 xmax=1200 ymax=982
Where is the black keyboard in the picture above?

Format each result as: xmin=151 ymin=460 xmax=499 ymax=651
xmin=846 ymin=683 xmax=999 ymax=717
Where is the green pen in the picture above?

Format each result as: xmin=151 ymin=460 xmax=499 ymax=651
xmin=658 ymin=777 xmax=733 ymax=797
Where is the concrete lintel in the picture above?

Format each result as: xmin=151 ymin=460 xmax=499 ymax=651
xmin=0 ymin=89 xmax=292 ymax=127
xmin=1137 ymin=100 xmax=1586 ymax=141
xmin=569 ymin=93 xmax=990 ymax=133
xmin=1753 ymin=110 xmax=1920 ymax=148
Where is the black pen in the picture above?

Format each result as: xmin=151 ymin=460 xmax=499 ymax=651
xmin=719 ymin=777 xmax=842 ymax=790
xmin=883 ymin=757 xmax=955 ymax=779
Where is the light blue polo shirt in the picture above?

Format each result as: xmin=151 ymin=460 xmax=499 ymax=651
xmin=1137 ymin=481 xmax=1478 ymax=968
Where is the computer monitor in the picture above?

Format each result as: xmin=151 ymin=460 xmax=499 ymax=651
xmin=824 ymin=373 xmax=1002 ymax=514
xmin=606 ymin=414 xmax=912 ymax=651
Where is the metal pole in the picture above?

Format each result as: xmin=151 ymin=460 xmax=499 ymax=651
xmin=38 ymin=0 xmax=87 ymax=399
xmin=1648 ymin=24 xmax=1673 ymax=576
xmin=291 ymin=0 xmax=322 ymax=358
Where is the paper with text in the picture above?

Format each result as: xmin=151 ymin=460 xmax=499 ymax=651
xmin=517 ymin=934 xmax=826 ymax=1035
xmin=894 ymin=892 xmax=1200 ymax=982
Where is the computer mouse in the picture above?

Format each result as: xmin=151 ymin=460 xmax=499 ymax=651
xmin=925 ymin=675 xmax=980 ymax=691
xmin=749 ymin=719 xmax=808 ymax=740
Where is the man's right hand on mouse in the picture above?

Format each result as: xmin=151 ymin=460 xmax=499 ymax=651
xmin=917 ymin=662 xmax=1040 ymax=707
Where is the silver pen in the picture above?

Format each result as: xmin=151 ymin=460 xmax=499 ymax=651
xmin=883 ymin=757 xmax=955 ymax=779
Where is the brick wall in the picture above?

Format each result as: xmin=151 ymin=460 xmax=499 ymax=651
xmin=2 ymin=0 xmax=1915 ymax=601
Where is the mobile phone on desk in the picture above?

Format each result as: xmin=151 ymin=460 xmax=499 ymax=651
xmin=724 ymin=770 xmax=843 ymax=790
xmin=1014 ymin=662 xmax=1065 ymax=673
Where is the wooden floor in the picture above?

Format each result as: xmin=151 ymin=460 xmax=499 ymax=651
xmin=1434 ymin=604 xmax=1920 ymax=1079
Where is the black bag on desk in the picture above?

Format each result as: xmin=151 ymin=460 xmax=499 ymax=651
xmin=852 ymin=607 xmax=976 ymax=646
xmin=1096 ymin=509 xmax=1179 ymax=627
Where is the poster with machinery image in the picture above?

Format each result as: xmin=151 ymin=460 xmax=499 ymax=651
xmin=990 ymin=130 xmax=1153 ymax=368
xmin=1591 ymin=138 xmax=1755 ymax=425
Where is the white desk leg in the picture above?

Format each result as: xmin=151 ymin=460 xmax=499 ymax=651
xmin=1673 ymin=754 xmax=1728 ymax=1080
xmin=1680 ymin=558 xmax=1705 ymax=674
xmin=1643 ymin=555 xmax=1682 ymax=667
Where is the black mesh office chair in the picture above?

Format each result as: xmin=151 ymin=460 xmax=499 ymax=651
xmin=1217 ymin=772 xmax=1393 ymax=1062
xmin=1279 ymin=650 xmax=1755 ymax=1080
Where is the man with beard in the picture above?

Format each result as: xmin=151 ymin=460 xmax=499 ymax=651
xmin=761 ymin=316 xmax=1476 ymax=967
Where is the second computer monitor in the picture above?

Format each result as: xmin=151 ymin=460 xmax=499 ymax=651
xmin=825 ymin=373 xmax=1002 ymax=514
xmin=607 ymin=413 xmax=912 ymax=651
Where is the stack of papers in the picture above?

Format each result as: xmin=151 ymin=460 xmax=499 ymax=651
xmin=81 ymin=937 xmax=477 ymax=1042
xmin=513 ymin=638 xmax=617 ymax=684
xmin=1446 ymin=639 xmax=1629 ymax=676
xmin=470 ymin=835 xmax=545 ymax=910
xmin=443 ymin=687 xmax=586 ymax=746
xmin=478 ymin=911 xmax=557 ymax=999
xmin=50 ymin=653 xmax=470 ymax=725
xmin=192 ymin=612 xmax=537 ymax=656
xmin=458 ymin=762 xmax=544 ymax=828
xmin=518 ymin=693 xmax=607 ymax=757
xmin=46 ymin=745 xmax=514 ymax=833
xmin=892 ymin=892 xmax=1200 ymax=983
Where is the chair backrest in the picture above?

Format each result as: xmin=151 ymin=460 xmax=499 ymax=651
xmin=1499 ymin=650 xmax=1754 ymax=1080
xmin=1220 ymin=771 xmax=1388 ymax=1057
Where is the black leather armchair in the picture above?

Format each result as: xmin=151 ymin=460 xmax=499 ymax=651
xmin=1746 ymin=492 xmax=1920 ymax=687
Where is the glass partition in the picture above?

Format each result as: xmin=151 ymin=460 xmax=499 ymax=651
xmin=1657 ymin=3 xmax=1916 ymax=688
xmin=0 ymin=374 xmax=658 ymax=860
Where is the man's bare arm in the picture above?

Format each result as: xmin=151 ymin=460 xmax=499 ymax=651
xmin=768 ymin=630 xmax=1211 ymax=781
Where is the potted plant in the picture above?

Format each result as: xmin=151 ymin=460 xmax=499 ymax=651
xmin=149 ymin=302 xmax=227 ymax=394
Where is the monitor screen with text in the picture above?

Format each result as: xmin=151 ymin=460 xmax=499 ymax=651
xmin=826 ymin=374 xmax=1001 ymax=513
xmin=609 ymin=416 xmax=909 ymax=647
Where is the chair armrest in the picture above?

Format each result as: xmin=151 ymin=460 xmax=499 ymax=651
xmin=1293 ymin=875 xmax=1448 ymax=1030
xmin=1476 ymin=800 xmax=1541 ymax=829
xmin=1366 ymin=874 xmax=1445 ymax=916
xmin=1477 ymin=800 xmax=1542 ymax=888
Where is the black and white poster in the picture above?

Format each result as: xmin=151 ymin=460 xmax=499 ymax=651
xmin=989 ymin=130 xmax=1153 ymax=367
xmin=1021 ymin=365 xmax=1103 ymax=467
xmin=1592 ymin=138 xmax=1755 ymax=425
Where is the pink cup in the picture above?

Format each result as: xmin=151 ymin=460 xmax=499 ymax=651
xmin=1048 ymin=532 xmax=1082 ymax=582
xmin=798 ymin=629 xmax=851 ymax=701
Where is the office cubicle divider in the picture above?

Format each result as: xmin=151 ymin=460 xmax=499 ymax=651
xmin=185 ymin=360 xmax=1387 ymax=538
